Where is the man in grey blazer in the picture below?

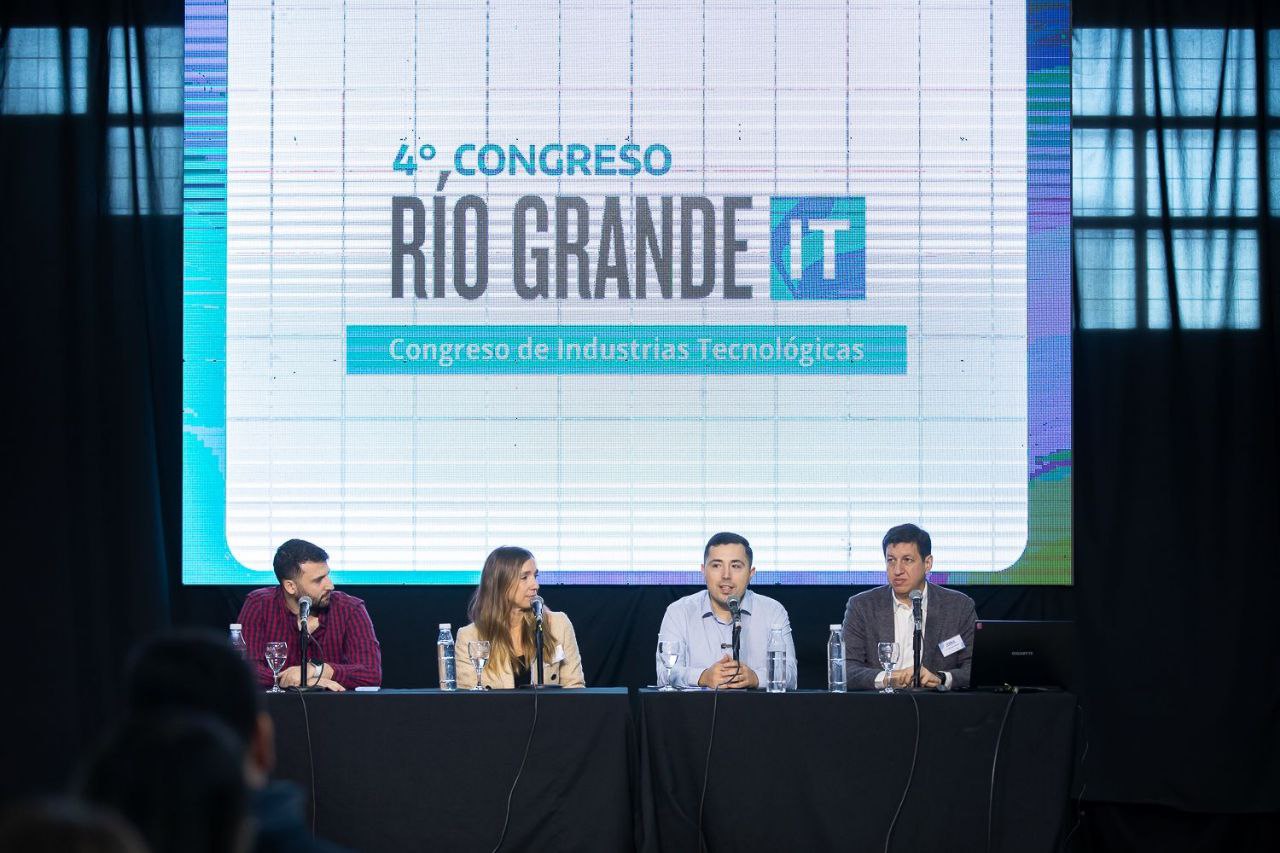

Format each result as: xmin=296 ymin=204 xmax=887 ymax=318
xmin=842 ymin=524 xmax=976 ymax=691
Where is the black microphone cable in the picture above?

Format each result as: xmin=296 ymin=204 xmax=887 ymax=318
xmin=986 ymin=688 xmax=1019 ymax=853
xmin=489 ymin=687 xmax=540 ymax=853
xmin=882 ymin=690 xmax=921 ymax=853
xmin=695 ymin=680 xmax=723 ymax=853
xmin=290 ymin=687 xmax=318 ymax=837
xmin=699 ymin=601 xmax=742 ymax=850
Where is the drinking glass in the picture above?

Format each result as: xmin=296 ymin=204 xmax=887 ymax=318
xmin=265 ymin=641 xmax=288 ymax=693
xmin=877 ymin=641 xmax=899 ymax=694
xmin=656 ymin=639 xmax=683 ymax=691
xmin=467 ymin=640 xmax=491 ymax=690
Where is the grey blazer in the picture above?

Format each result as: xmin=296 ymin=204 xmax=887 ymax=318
xmin=841 ymin=583 xmax=976 ymax=690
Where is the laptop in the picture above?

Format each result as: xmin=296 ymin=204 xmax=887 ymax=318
xmin=971 ymin=620 xmax=1075 ymax=690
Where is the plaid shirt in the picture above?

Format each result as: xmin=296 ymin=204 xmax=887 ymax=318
xmin=237 ymin=587 xmax=382 ymax=689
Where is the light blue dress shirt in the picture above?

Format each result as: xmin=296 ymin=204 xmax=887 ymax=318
xmin=657 ymin=589 xmax=798 ymax=689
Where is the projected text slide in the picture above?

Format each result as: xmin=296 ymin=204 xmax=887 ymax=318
xmin=183 ymin=0 xmax=1071 ymax=584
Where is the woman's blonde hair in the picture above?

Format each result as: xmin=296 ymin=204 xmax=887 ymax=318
xmin=467 ymin=546 xmax=555 ymax=674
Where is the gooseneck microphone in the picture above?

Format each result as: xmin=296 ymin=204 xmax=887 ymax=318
xmin=297 ymin=596 xmax=314 ymax=688
xmin=909 ymin=589 xmax=923 ymax=689
xmin=727 ymin=597 xmax=742 ymax=662
xmin=531 ymin=595 xmax=546 ymax=686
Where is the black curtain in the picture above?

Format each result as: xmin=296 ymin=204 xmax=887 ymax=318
xmin=3 ymin=0 xmax=1279 ymax=848
xmin=1069 ymin=0 xmax=1280 ymax=819
xmin=2 ymin=0 xmax=181 ymax=800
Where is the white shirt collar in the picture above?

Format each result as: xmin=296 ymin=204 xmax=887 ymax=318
xmin=891 ymin=581 xmax=928 ymax=611
xmin=701 ymin=588 xmax=754 ymax=621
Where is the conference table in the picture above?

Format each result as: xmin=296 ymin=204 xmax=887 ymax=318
xmin=638 ymin=688 xmax=1077 ymax=853
xmin=266 ymin=688 xmax=636 ymax=852
xmin=267 ymin=687 xmax=1075 ymax=853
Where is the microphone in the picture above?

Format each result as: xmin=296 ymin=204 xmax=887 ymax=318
xmin=909 ymin=589 xmax=923 ymax=688
xmin=727 ymin=597 xmax=742 ymax=662
xmin=297 ymin=595 xmax=314 ymax=689
xmin=531 ymin=596 xmax=546 ymax=687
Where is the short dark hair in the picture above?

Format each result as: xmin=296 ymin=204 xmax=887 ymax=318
xmin=78 ymin=713 xmax=250 ymax=853
xmin=703 ymin=532 xmax=753 ymax=565
xmin=125 ymin=629 xmax=262 ymax=743
xmin=272 ymin=538 xmax=328 ymax=583
xmin=882 ymin=523 xmax=931 ymax=559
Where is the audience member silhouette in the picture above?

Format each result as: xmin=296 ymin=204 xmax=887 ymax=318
xmin=122 ymin=630 xmax=346 ymax=853
xmin=78 ymin=712 xmax=252 ymax=853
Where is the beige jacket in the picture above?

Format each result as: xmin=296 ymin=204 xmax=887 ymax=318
xmin=455 ymin=610 xmax=586 ymax=689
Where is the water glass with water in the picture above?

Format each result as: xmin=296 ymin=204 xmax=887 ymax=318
xmin=265 ymin=641 xmax=287 ymax=693
xmin=877 ymin=641 xmax=899 ymax=694
xmin=656 ymin=638 xmax=683 ymax=691
xmin=468 ymin=640 xmax=491 ymax=690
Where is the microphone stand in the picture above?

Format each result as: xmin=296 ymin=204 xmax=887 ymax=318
xmin=298 ymin=617 xmax=318 ymax=691
xmin=912 ymin=601 xmax=923 ymax=689
xmin=534 ymin=610 xmax=545 ymax=687
xmin=298 ymin=617 xmax=311 ymax=689
xmin=520 ymin=602 xmax=558 ymax=690
xmin=296 ymin=608 xmax=324 ymax=692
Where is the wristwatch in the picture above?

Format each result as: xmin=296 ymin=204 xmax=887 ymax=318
xmin=936 ymin=671 xmax=947 ymax=690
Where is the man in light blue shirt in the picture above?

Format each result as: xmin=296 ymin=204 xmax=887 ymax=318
xmin=657 ymin=532 xmax=798 ymax=689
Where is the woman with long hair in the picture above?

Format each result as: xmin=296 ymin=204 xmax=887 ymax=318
xmin=456 ymin=546 xmax=585 ymax=688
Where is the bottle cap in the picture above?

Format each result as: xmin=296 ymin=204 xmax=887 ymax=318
xmin=439 ymin=623 xmax=451 ymax=630
xmin=830 ymin=624 xmax=841 ymax=631
xmin=230 ymin=623 xmax=242 ymax=630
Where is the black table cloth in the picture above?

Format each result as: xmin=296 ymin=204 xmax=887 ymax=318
xmin=267 ymin=687 xmax=1074 ymax=852
xmin=638 ymin=689 xmax=1076 ymax=853
xmin=267 ymin=688 xmax=634 ymax=852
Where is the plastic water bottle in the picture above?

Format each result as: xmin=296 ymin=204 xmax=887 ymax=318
xmin=766 ymin=626 xmax=788 ymax=693
xmin=437 ymin=623 xmax=457 ymax=691
xmin=229 ymin=624 xmax=248 ymax=660
xmin=827 ymin=624 xmax=847 ymax=692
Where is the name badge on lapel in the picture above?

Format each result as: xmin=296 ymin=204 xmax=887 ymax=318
xmin=938 ymin=634 xmax=965 ymax=657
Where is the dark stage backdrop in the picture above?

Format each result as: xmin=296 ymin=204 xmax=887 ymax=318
xmin=3 ymin=1 xmax=1279 ymax=851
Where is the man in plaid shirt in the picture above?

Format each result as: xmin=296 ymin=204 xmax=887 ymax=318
xmin=237 ymin=539 xmax=382 ymax=691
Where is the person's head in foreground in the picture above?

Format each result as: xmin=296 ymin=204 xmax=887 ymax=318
xmin=78 ymin=712 xmax=252 ymax=853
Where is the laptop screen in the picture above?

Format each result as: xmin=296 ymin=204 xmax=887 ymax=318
xmin=972 ymin=620 xmax=1075 ymax=689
